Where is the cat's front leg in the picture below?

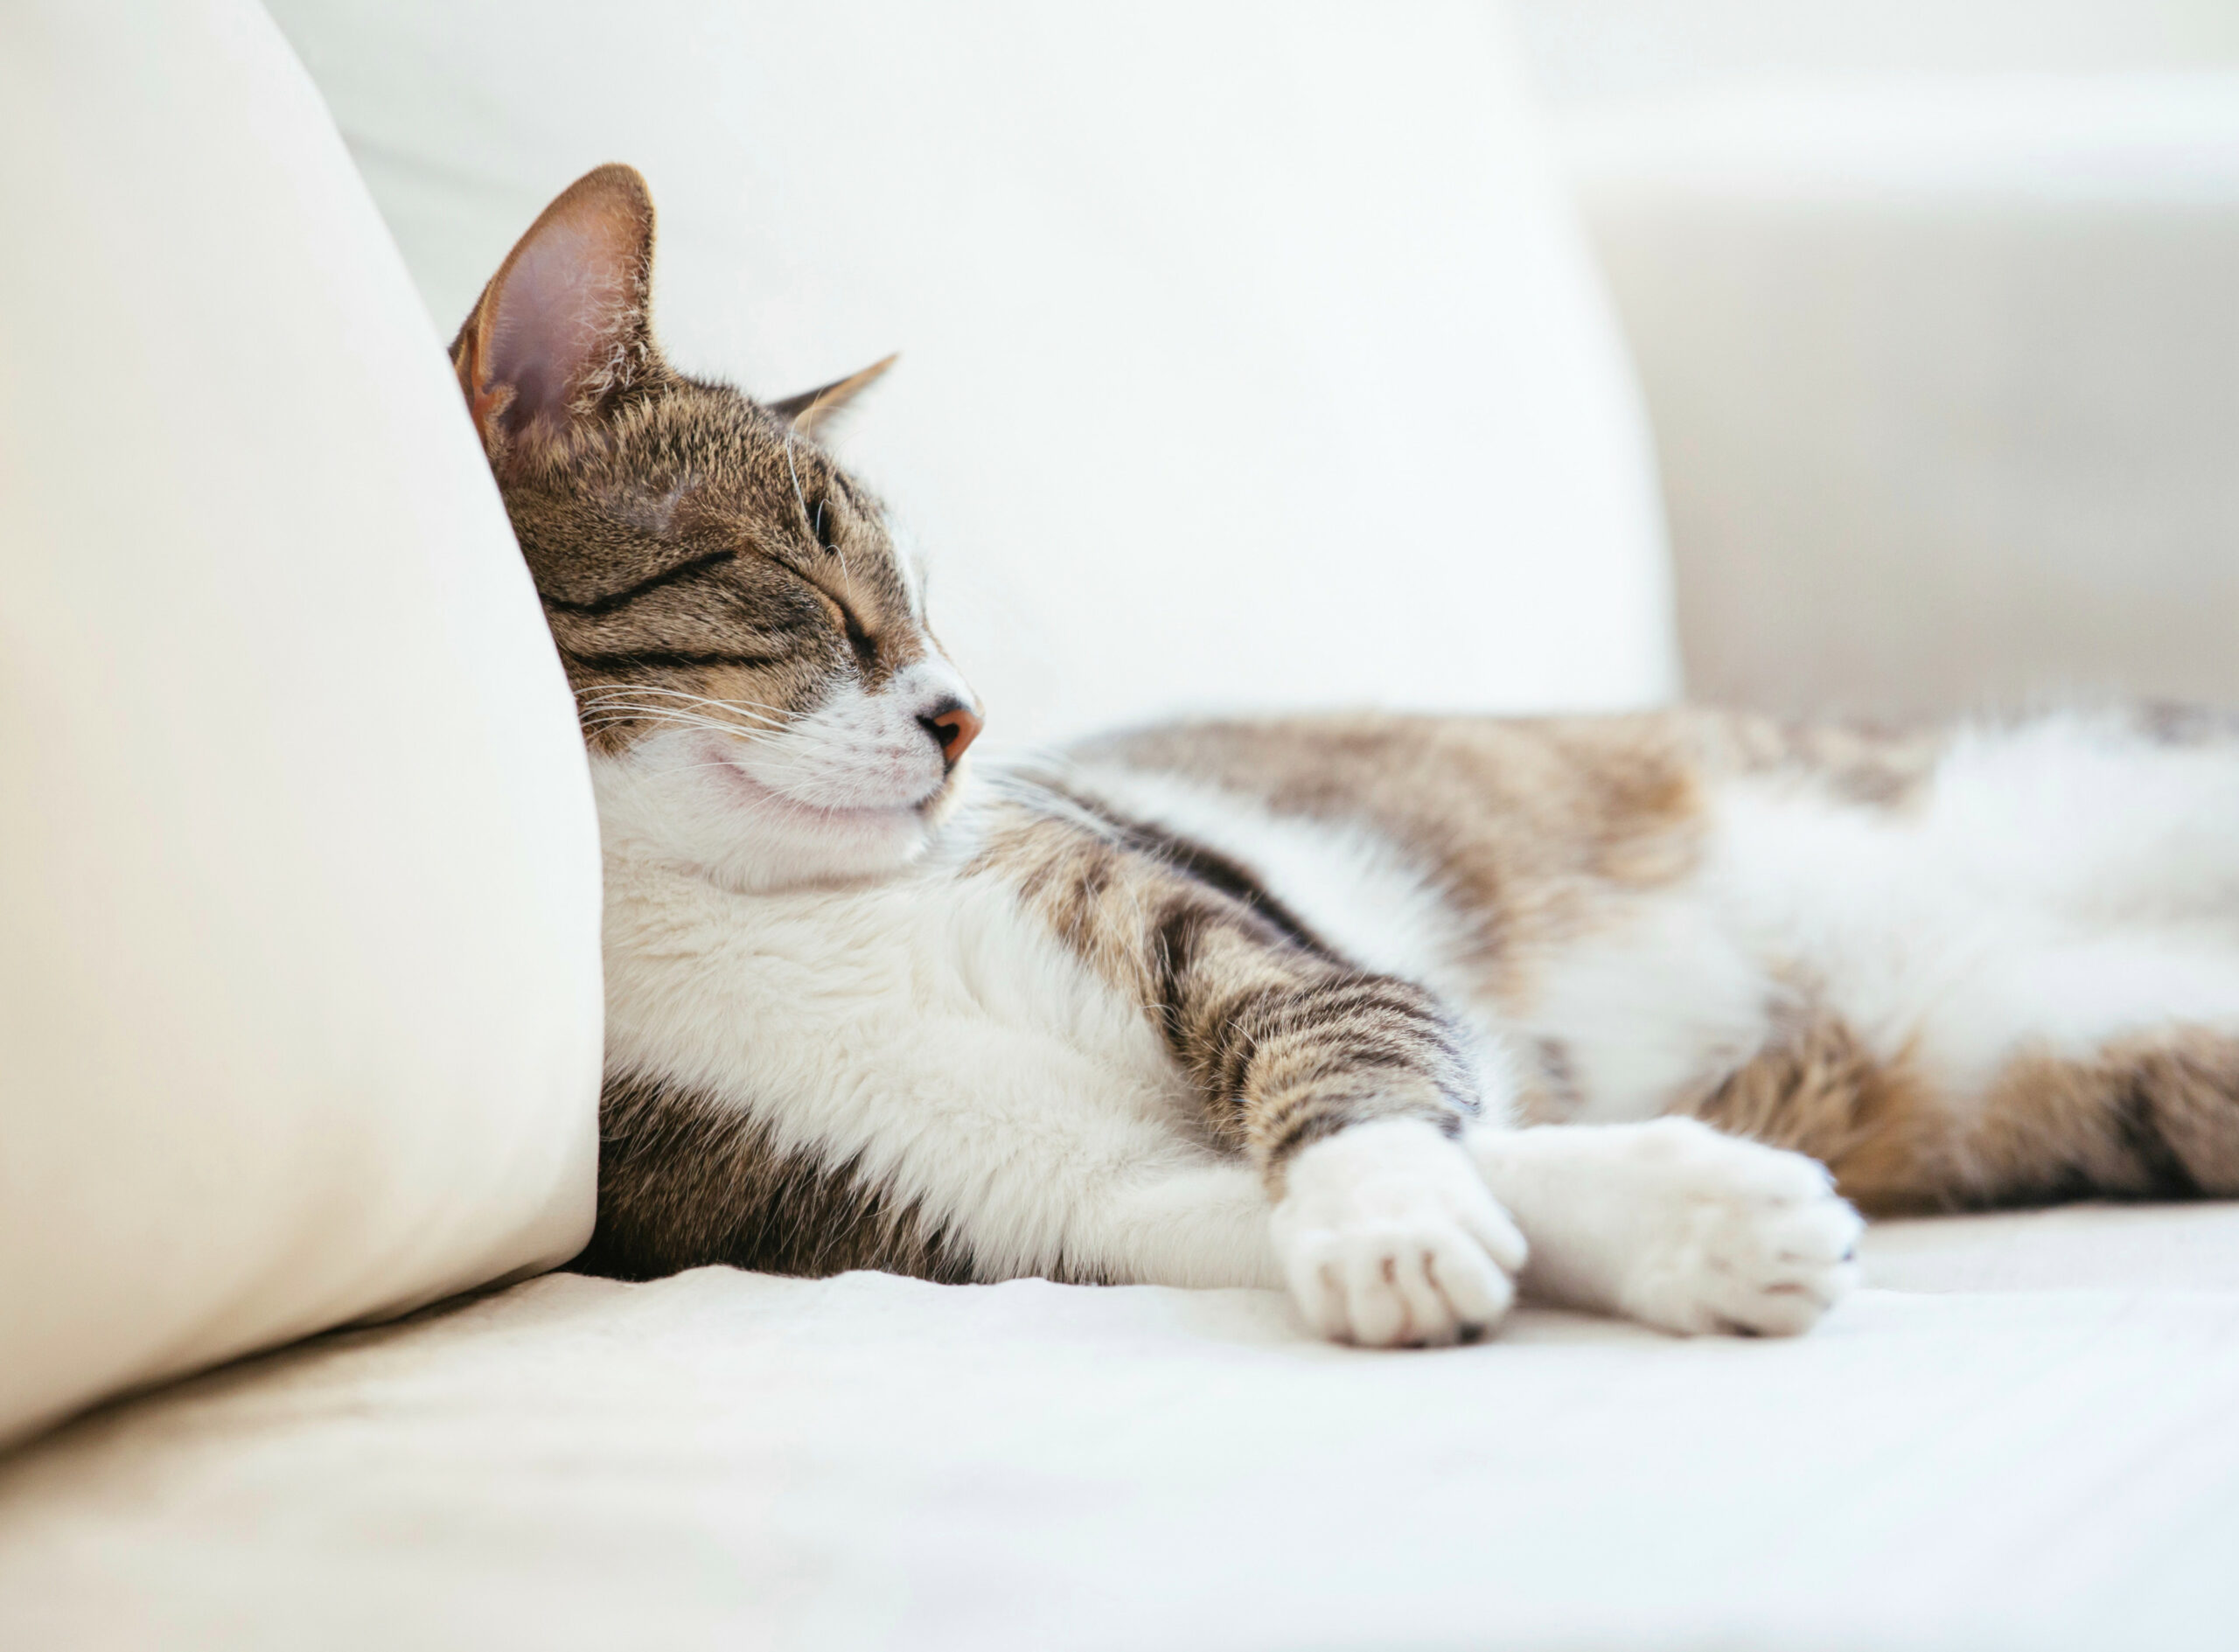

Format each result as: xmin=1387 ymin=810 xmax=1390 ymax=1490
xmin=1467 ymin=1119 xmax=1862 ymax=1336
xmin=1273 ymin=1119 xmax=1527 ymax=1346
xmin=994 ymin=801 xmax=1529 ymax=1345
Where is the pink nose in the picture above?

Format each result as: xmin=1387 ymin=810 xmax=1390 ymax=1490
xmin=920 ymin=701 xmax=983 ymax=768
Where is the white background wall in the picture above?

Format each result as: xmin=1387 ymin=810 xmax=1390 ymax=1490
xmin=1511 ymin=1 xmax=2239 ymax=103
xmin=1509 ymin=1 xmax=2239 ymax=719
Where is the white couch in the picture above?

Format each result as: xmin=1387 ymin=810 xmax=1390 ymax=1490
xmin=4 ymin=3 xmax=2236 ymax=1648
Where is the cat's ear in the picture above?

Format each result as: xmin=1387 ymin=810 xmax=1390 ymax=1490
xmin=451 ymin=164 xmax=661 ymax=468
xmin=766 ymin=354 xmax=898 ymax=437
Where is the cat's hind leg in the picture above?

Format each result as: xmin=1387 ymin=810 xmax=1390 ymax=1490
xmin=1701 ymin=708 xmax=2239 ymax=1212
xmin=1960 ymin=1025 xmax=2239 ymax=1203
xmin=1465 ymin=1119 xmax=1863 ymax=1336
xmin=1806 ymin=933 xmax=2239 ymax=1210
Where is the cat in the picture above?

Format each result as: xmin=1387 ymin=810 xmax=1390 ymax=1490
xmin=452 ymin=164 xmax=2239 ymax=1346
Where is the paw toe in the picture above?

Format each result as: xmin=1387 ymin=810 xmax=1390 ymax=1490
xmin=1389 ymin=1247 xmax=1462 ymax=1347
xmin=1462 ymin=1202 xmax=1531 ymax=1276
xmin=1429 ymin=1237 xmax=1517 ymax=1333
xmin=1339 ymin=1244 xmax=1409 ymax=1347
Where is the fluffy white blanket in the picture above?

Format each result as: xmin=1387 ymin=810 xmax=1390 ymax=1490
xmin=4 ymin=1203 xmax=2237 ymax=1650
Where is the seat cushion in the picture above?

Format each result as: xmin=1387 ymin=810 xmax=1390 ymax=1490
xmin=0 ymin=0 xmax=602 ymax=1445
xmin=263 ymin=0 xmax=1679 ymax=747
xmin=3 ymin=1207 xmax=2236 ymax=1649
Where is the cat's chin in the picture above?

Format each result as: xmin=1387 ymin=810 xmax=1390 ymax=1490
xmin=589 ymin=748 xmax=945 ymax=895
xmin=697 ymin=813 xmax=934 ymax=894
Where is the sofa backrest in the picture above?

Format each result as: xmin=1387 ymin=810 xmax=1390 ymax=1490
xmin=266 ymin=0 xmax=1680 ymax=747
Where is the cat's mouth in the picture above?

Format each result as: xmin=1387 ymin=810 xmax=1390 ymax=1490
xmin=711 ymin=745 xmax=945 ymax=831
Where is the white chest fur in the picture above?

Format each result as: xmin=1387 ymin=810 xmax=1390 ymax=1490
xmin=599 ymin=841 xmax=1280 ymax=1287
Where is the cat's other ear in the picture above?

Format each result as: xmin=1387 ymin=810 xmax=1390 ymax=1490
xmin=766 ymin=354 xmax=898 ymax=438
xmin=450 ymin=164 xmax=661 ymax=471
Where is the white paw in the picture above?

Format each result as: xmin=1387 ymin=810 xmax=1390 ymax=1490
xmin=1271 ymin=1119 xmax=1529 ymax=1348
xmin=1598 ymin=1119 xmax=1862 ymax=1337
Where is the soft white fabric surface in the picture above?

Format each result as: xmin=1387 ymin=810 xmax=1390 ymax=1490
xmin=1868 ymin=1200 xmax=2239 ymax=1293
xmin=262 ymin=0 xmax=1678 ymax=748
xmin=0 ymin=0 xmax=602 ymax=1446
xmin=3 ymin=1205 xmax=2236 ymax=1650
xmin=1564 ymin=76 xmax=2239 ymax=717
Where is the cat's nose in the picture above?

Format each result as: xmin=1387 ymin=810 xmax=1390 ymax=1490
xmin=918 ymin=700 xmax=983 ymax=769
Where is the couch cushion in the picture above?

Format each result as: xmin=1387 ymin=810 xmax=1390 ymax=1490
xmin=5 ymin=1237 xmax=2237 ymax=1649
xmin=263 ymin=0 xmax=1679 ymax=747
xmin=0 ymin=0 xmax=602 ymax=1445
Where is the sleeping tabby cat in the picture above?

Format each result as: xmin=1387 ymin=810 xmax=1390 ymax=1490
xmin=454 ymin=165 xmax=2239 ymax=1346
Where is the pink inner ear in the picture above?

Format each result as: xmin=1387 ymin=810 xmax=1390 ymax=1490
xmin=486 ymin=220 xmax=629 ymax=436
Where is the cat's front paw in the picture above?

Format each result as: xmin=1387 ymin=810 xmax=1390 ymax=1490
xmin=1271 ymin=1119 xmax=1528 ymax=1348
xmin=1573 ymin=1119 xmax=1862 ymax=1338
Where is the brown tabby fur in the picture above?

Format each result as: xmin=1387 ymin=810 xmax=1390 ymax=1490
xmin=976 ymin=784 xmax=1478 ymax=1178
xmin=575 ymin=1074 xmax=983 ymax=1283
xmin=452 ymin=167 xmax=934 ymax=770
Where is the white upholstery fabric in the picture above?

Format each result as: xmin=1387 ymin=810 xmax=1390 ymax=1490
xmin=1563 ymin=77 xmax=2239 ymax=717
xmin=0 ymin=0 xmax=603 ymax=1446
xmin=3 ymin=1206 xmax=2236 ymax=1650
xmin=261 ymin=0 xmax=1680 ymax=749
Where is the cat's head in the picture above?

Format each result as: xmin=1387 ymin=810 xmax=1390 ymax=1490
xmin=452 ymin=165 xmax=980 ymax=892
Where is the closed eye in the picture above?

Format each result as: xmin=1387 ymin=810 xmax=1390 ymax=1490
xmin=783 ymin=561 xmax=877 ymax=671
xmin=541 ymin=550 xmax=736 ymax=616
xmin=838 ymin=600 xmax=876 ymax=670
xmin=568 ymin=647 xmax=791 ymax=670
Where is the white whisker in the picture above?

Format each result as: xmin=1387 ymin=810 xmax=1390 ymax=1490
xmin=576 ymin=683 xmax=797 ymax=719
